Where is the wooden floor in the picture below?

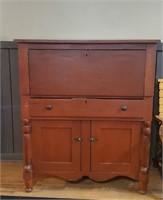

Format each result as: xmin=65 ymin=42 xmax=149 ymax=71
xmin=0 ymin=162 xmax=162 ymax=200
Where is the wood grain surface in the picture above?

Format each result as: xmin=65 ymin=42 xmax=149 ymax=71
xmin=0 ymin=162 xmax=162 ymax=200
xmin=16 ymin=40 xmax=158 ymax=193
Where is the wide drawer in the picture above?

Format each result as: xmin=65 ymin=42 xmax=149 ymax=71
xmin=29 ymin=99 xmax=152 ymax=119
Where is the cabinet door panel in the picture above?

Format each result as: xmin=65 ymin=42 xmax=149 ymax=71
xmin=32 ymin=120 xmax=81 ymax=171
xmin=91 ymin=121 xmax=141 ymax=173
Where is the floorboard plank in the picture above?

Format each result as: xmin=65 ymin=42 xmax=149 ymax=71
xmin=0 ymin=162 xmax=162 ymax=200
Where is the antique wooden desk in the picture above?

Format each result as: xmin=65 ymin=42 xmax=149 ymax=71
xmin=16 ymin=40 xmax=158 ymax=194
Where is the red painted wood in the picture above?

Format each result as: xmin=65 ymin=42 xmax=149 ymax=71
xmin=91 ymin=121 xmax=141 ymax=174
xmin=15 ymin=39 xmax=159 ymax=44
xmin=81 ymin=121 xmax=91 ymax=174
xmin=29 ymin=98 xmax=150 ymax=119
xmin=31 ymin=120 xmax=81 ymax=172
xmin=17 ymin=44 xmax=29 ymax=95
xmin=29 ymin=49 xmax=146 ymax=97
xmin=16 ymin=40 xmax=158 ymax=193
xmin=28 ymin=43 xmax=147 ymax=50
xmin=144 ymin=44 xmax=157 ymax=96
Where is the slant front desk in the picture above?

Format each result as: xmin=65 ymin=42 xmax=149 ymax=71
xmin=16 ymin=40 xmax=158 ymax=194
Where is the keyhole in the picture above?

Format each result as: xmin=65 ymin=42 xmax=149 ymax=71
xmin=85 ymin=53 xmax=88 ymax=56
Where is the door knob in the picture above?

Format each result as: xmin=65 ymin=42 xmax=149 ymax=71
xmin=73 ymin=137 xmax=82 ymax=142
xmin=90 ymin=137 xmax=97 ymax=142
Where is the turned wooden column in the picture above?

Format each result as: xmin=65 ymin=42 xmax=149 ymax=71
xmin=139 ymin=121 xmax=151 ymax=194
xmin=23 ymin=119 xmax=33 ymax=192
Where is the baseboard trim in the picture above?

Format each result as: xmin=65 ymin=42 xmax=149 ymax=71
xmin=1 ymin=153 xmax=23 ymax=161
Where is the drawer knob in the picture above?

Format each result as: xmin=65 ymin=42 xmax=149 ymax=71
xmin=46 ymin=104 xmax=52 ymax=110
xmin=121 ymin=105 xmax=127 ymax=111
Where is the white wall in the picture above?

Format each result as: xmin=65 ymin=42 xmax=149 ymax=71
xmin=0 ymin=0 xmax=163 ymax=41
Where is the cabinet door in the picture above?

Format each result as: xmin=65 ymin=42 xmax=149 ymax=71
xmin=31 ymin=120 xmax=81 ymax=171
xmin=91 ymin=121 xmax=141 ymax=173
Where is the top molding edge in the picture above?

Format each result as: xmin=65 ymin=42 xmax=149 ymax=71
xmin=14 ymin=39 xmax=160 ymax=44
